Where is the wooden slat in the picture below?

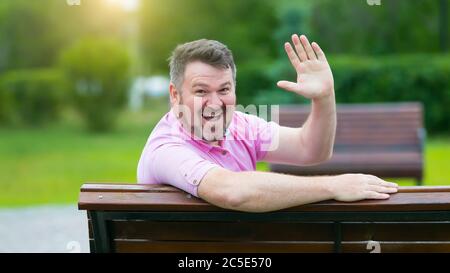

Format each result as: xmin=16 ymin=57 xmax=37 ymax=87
xmin=78 ymin=184 xmax=450 ymax=212
xmin=273 ymin=163 xmax=422 ymax=170
xmin=82 ymin=183 xmax=450 ymax=194
xmin=81 ymin=183 xmax=179 ymax=193
xmin=271 ymin=162 xmax=423 ymax=175
xmin=342 ymin=222 xmax=450 ymax=241
xmin=278 ymin=102 xmax=422 ymax=112
xmin=82 ymin=183 xmax=450 ymax=193
xmin=111 ymin=221 xmax=335 ymax=241
xmin=113 ymin=240 xmax=335 ymax=253
xmin=79 ymin=190 xmax=215 ymax=211
xmin=399 ymin=186 xmax=450 ymax=193
xmin=270 ymin=164 xmax=422 ymax=173
xmin=280 ymin=122 xmax=422 ymax=131
xmin=281 ymin=116 xmax=422 ymax=124
xmin=282 ymin=114 xmax=421 ymax=119
xmin=328 ymin=152 xmax=422 ymax=162
xmin=342 ymin=242 xmax=450 ymax=253
xmin=271 ymin=168 xmax=422 ymax=179
xmin=113 ymin=240 xmax=450 ymax=253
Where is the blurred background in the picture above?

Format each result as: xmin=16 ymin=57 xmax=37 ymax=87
xmin=0 ymin=0 xmax=449 ymax=252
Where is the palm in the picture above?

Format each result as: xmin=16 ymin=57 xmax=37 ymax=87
xmin=277 ymin=34 xmax=334 ymax=99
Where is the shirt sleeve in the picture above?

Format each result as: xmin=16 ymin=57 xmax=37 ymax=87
xmin=143 ymin=144 xmax=219 ymax=198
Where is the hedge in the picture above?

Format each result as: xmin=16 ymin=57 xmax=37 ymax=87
xmin=60 ymin=38 xmax=130 ymax=132
xmin=0 ymin=68 xmax=66 ymax=126
xmin=252 ymin=54 xmax=450 ymax=134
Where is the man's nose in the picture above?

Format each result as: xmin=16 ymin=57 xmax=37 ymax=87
xmin=205 ymin=92 xmax=223 ymax=106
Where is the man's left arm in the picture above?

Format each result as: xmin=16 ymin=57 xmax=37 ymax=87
xmin=263 ymin=34 xmax=336 ymax=166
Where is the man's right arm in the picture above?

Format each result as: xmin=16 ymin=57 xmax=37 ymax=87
xmin=198 ymin=167 xmax=398 ymax=213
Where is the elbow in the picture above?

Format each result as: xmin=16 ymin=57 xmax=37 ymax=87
xmin=297 ymin=131 xmax=334 ymax=166
xmin=223 ymin=190 xmax=267 ymax=212
xmin=317 ymin=149 xmax=333 ymax=164
xmin=217 ymin=180 xmax=252 ymax=211
xmin=301 ymin=149 xmax=333 ymax=166
xmin=221 ymin=190 xmax=248 ymax=211
xmin=316 ymin=150 xmax=333 ymax=164
xmin=199 ymin=169 xmax=250 ymax=211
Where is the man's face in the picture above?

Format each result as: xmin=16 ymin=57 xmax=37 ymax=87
xmin=171 ymin=61 xmax=236 ymax=143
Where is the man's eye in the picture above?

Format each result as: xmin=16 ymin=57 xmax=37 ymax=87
xmin=195 ymin=90 xmax=206 ymax=95
xmin=219 ymin=88 xmax=230 ymax=94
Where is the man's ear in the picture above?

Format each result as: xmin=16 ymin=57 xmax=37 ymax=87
xmin=169 ymin=82 xmax=181 ymax=105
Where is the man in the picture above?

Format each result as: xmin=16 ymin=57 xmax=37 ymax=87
xmin=137 ymin=34 xmax=398 ymax=212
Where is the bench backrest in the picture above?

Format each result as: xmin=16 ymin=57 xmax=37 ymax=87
xmin=277 ymin=102 xmax=424 ymax=151
xmin=79 ymin=183 xmax=450 ymax=253
xmin=271 ymin=102 xmax=425 ymax=182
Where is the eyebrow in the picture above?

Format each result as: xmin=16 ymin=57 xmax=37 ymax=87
xmin=192 ymin=81 xmax=231 ymax=88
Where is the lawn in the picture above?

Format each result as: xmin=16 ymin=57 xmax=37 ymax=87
xmin=0 ymin=98 xmax=168 ymax=207
xmin=0 ymin=101 xmax=449 ymax=207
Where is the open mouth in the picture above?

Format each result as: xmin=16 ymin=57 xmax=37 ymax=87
xmin=202 ymin=110 xmax=223 ymax=121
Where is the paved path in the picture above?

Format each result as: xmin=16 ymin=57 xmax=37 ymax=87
xmin=0 ymin=204 xmax=89 ymax=253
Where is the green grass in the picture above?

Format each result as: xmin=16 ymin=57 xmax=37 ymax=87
xmin=0 ymin=101 xmax=449 ymax=207
xmin=0 ymin=98 xmax=168 ymax=207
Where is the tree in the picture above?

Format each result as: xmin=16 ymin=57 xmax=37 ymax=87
xmin=0 ymin=0 xmax=131 ymax=73
xmin=309 ymin=0 xmax=447 ymax=54
xmin=60 ymin=38 xmax=130 ymax=132
xmin=139 ymin=0 xmax=279 ymax=104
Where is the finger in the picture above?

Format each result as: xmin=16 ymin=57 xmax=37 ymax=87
xmin=381 ymin=181 xmax=399 ymax=188
xmin=292 ymin=34 xmax=308 ymax=62
xmin=364 ymin=191 xmax=390 ymax=200
xmin=367 ymin=185 xmax=398 ymax=194
xmin=284 ymin=42 xmax=302 ymax=72
xmin=300 ymin=35 xmax=317 ymax=60
xmin=312 ymin=42 xmax=327 ymax=61
xmin=277 ymin=80 xmax=299 ymax=93
xmin=369 ymin=179 xmax=398 ymax=188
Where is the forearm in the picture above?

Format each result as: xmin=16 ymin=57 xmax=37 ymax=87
xmin=225 ymin=170 xmax=335 ymax=212
xmin=300 ymin=91 xmax=337 ymax=161
xmin=199 ymin=167 xmax=398 ymax=213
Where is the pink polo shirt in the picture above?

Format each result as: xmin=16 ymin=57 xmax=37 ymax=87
xmin=137 ymin=109 xmax=279 ymax=197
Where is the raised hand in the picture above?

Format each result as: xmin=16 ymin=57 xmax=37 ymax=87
xmin=277 ymin=34 xmax=334 ymax=100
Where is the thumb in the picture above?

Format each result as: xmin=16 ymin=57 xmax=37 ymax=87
xmin=277 ymin=81 xmax=299 ymax=93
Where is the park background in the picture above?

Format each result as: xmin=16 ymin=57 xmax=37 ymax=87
xmin=0 ymin=0 xmax=449 ymax=252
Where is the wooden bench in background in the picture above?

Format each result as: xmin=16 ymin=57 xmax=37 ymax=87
xmin=270 ymin=102 xmax=425 ymax=185
xmin=78 ymin=183 xmax=450 ymax=253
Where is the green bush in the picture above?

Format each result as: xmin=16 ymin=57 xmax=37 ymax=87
xmin=60 ymin=38 xmax=130 ymax=132
xmin=0 ymin=69 xmax=66 ymax=126
xmin=236 ymin=60 xmax=275 ymax=106
xmin=256 ymin=54 xmax=450 ymax=134
xmin=0 ymin=83 xmax=13 ymax=124
xmin=329 ymin=54 xmax=450 ymax=134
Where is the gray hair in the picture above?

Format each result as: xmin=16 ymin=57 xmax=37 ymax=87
xmin=168 ymin=39 xmax=236 ymax=90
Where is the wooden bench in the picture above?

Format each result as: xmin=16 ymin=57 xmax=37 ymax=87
xmin=270 ymin=102 xmax=426 ymax=185
xmin=78 ymin=183 xmax=450 ymax=253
